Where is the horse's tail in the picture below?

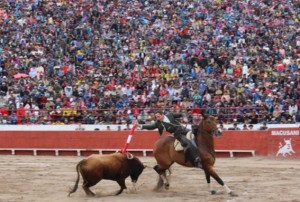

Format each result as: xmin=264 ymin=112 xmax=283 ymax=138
xmin=68 ymin=159 xmax=84 ymax=197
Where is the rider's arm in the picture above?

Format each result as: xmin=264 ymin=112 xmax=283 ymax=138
xmin=135 ymin=122 xmax=158 ymax=130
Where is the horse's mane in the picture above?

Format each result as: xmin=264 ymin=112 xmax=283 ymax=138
xmin=193 ymin=118 xmax=204 ymax=139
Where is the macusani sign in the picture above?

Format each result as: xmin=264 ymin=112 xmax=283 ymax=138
xmin=271 ymin=130 xmax=299 ymax=136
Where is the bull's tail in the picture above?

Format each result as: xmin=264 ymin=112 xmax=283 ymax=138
xmin=68 ymin=160 xmax=84 ymax=197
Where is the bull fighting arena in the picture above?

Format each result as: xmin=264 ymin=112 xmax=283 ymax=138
xmin=0 ymin=155 xmax=299 ymax=202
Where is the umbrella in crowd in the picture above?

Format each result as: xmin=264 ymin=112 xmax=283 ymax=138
xmin=14 ymin=73 xmax=29 ymax=79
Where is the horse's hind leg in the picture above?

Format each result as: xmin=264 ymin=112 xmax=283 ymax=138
xmin=206 ymin=167 xmax=237 ymax=197
xmin=154 ymin=173 xmax=164 ymax=191
xmin=153 ymin=165 xmax=169 ymax=190
xmin=161 ymin=172 xmax=169 ymax=190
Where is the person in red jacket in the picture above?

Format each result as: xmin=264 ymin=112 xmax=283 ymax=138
xmin=16 ymin=103 xmax=26 ymax=124
xmin=0 ymin=105 xmax=9 ymax=117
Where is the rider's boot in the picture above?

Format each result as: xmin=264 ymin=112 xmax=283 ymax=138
xmin=193 ymin=156 xmax=202 ymax=168
xmin=177 ymin=136 xmax=202 ymax=169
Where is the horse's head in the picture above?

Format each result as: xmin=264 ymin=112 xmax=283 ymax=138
xmin=200 ymin=114 xmax=222 ymax=137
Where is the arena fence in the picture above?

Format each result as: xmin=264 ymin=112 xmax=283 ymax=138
xmin=0 ymin=128 xmax=298 ymax=158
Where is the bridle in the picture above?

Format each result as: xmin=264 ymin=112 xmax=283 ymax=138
xmin=198 ymin=117 xmax=222 ymax=137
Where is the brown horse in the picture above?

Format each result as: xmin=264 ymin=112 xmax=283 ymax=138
xmin=153 ymin=115 xmax=237 ymax=196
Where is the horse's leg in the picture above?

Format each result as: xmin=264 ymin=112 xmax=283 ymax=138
xmin=206 ymin=167 xmax=238 ymax=197
xmin=153 ymin=165 xmax=170 ymax=190
xmin=154 ymin=175 xmax=164 ymax=191
xmin=159 ymin=172 xmax=169 ymax=190
xmin=205 ymin=171 xmax=216 ymax=195
xmin=161 ymin=172 xmax=169 ymax=190
xmin=153 ymin=169 xmax=171 ymax=191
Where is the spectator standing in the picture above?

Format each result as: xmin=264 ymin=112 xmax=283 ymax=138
xmin=242 ymin=124 xmax=249 ymax=130
xmin=248 ymin=124 xmax=254 ymax=130
xmin=259 ymin=122 xmax=268 ymax=130
xmin=228 ymin=123 xmax=241 ymax=130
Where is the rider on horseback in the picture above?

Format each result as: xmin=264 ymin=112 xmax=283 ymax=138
xmin=135 ymin=110 xmax=202 ymax=168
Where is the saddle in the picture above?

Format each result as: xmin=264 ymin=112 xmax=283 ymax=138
xmin=174 ymin=131 xmax=195 ymax=151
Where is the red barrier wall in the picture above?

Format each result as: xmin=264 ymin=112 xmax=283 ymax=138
xmin=214 ymin=130 xmax=270 ymax=156
xmin=0 ymin=131 xmax=158 ymax=149
xmin=0 ymin=128 xmax=299 ymax=158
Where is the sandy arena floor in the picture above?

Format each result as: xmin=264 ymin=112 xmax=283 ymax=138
xmin=0 ymin=155 xmax=299 ymax=202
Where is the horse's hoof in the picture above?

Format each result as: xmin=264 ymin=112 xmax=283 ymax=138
xmin=164 ymin=183 xmax=170 ymax=190
xmin=229 ymin=191 xmax=238 ymax=197
xmin=210 ymin=190 xmax=217 ymax=195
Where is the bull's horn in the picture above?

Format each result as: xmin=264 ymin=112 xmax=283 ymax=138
xmin=126 ymin=152 xmax=134 ymax=159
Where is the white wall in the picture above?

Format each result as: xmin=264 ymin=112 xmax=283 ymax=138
xmin=0 ymin=124 xmax=298 ymax=131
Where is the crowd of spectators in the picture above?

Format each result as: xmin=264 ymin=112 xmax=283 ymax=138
xmin=0 ymin=0 xmax=299 ymax=125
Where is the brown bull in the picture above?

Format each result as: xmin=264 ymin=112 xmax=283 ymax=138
xmin=68 ymin=152 xmax=145 ymax=197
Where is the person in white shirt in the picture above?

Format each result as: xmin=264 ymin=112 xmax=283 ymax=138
xmin=288 ymin=103 xmax=298 ymax=116
xmin=242 ymin=63 xmax=248 ymax=77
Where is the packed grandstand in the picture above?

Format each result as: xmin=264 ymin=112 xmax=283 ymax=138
xmin=0 ymin=0 xmax=299 ymax=126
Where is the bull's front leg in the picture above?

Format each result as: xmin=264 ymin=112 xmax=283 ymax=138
xmin=130 ymin=181 xmax=137 ymax=193
xmin=115 ymin=179 xmax=127 ymax=195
